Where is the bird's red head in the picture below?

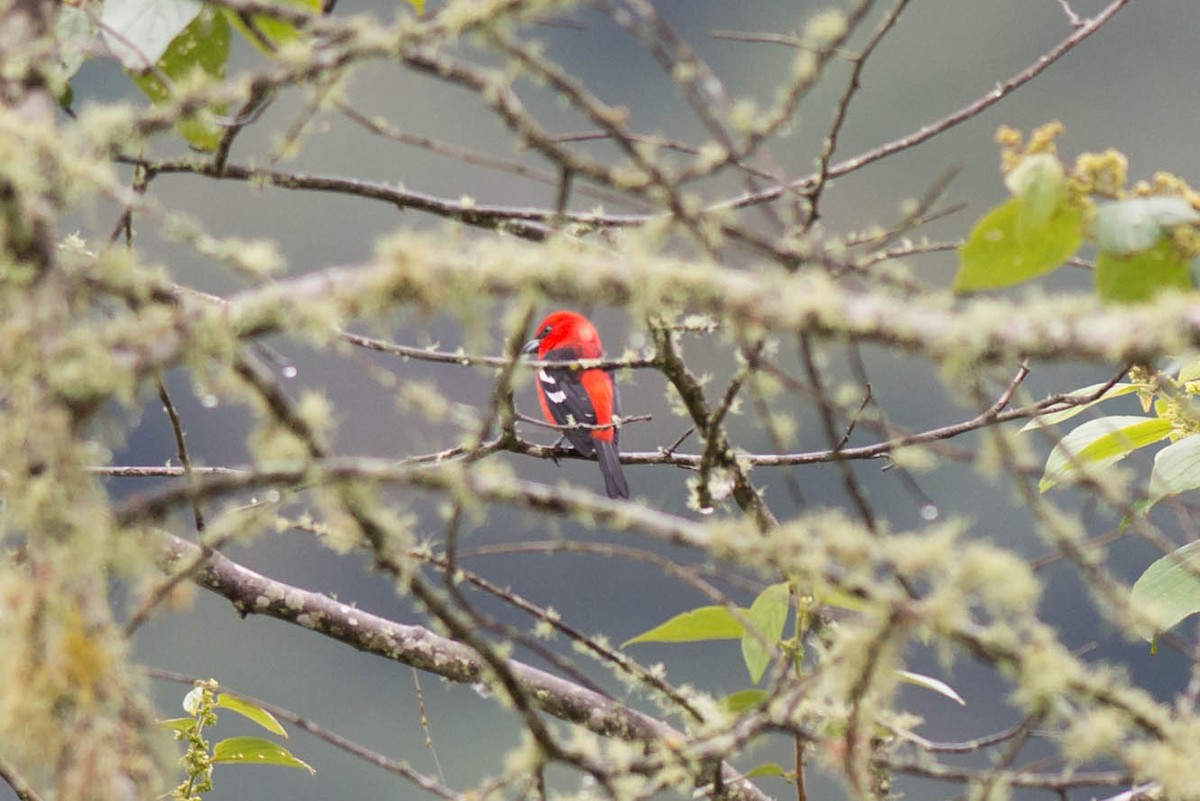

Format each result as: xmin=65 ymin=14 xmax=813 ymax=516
xmin=524 ymin=310 xmax=604 ymax=359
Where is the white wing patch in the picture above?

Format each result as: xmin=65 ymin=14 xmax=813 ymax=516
xmin=545 ymin=389 xmax=567 ymax=404
xmin=538 ymin=368 xmax=556 ymax=384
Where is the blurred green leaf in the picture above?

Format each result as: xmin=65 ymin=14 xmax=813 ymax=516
xmin=813 ymin=586 xmax=869 ymax=614
xmin=101 ymin=0 xmax=202 ymax=69
xmin=1148 ymin=435 xmax=1200 ymax=505
xmin=622 ymin=606 xmax=743 ymax=646
xmin=1019 ymin=383 xmax=1137 ymax=431
xmin=954 ymin=197 xmax=1083 ymax=292
xmin=1092 ymin=196 xmax=1200 ymax=255
xmin=216 ymin=695 xmax=287 ymax=738
xmin=1130 ymin=540 xmax=1200 ymax=639
xmin=225 ymin=0 xmax=320 ymax=55
xmin=897 ymin=670 xmax=965 ymax=706
xmin=157 ymin=717 xmax=197 ymax=734
xmin=1040 ymin=416 xmax=1173 ymax=492
xmin=212 ymin=737 xmax=315 ymax=773
xmin=1094 ymin=237 xmax=1194 ymax=303
xmin=1178 ymin=356 xmax=1200 ymax=384
xmin=54 ymin=4 xmax=97 ymax=88
xmin=741 ymin=583 xmax=790 ymax=684
xmin=1004 ymin=153 xmax=1064 ymax=230
xmin=744 ymin=763 xmax=788 ymax=779
xmin=182 ymin=686 xmax=206 ymax=715
xmin=130 ymin=6 xmax=231 ymax=151
xmin=719 ymin=689 xmax=769 ymax=714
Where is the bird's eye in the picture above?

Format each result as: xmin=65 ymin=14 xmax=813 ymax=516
xmin=540 ymin=325 xmax=552 ymax=335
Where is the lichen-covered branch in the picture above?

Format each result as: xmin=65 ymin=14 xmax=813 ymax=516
xmin=166 ymin=535 xmax=773 ymax=801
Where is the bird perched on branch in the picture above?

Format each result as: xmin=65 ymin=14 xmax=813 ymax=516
xmin=523 ymin=310 xmax=629 ymax=499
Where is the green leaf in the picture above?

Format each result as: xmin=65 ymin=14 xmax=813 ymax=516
xmin=1004 ymin=154 xmax=1065 ymax=230
xmin=157 ymin=717 xmax=197 ymax=734
xmin=896 ymin=670 xmax=966 ymax=706
xmin=719 ymin=689 xmax=769 ymax=713
xmin=1019 ymin=383 xmax=1138 ymax=431
xmin=744 ymin=763 xmax=788 ymax=779
xmin=1148 ymin=435 xmax=1200 ymax=506
xmin=740 ymin=583 xmax=790 ymax=684
xmin=954 ymin=197 xmax=1083 ymax=292
xmin=622 ymin=606 xmax=743 ymax=647
xmin=212 ymin=737 xmax=315 ymax=774
xmin=1177 ymin=356 xmax=1200 ymax=384
xmin=1040 ymin=416 xmax=1173 ymax=492
xmin=130 ymin=6 xmax=231 ymax=151
xmin=224 ymin=0 xmax=320 ymax=56
xmin=1094 ymin=237 xmax=1194 ymax=303
xmin=1092 ymin=196 xmax=1200 ymax=255
xmin=216 ymin=695 xmax=287 ymax=738
xmin=1130 ymin=540 xmax=1200 ymax=638
xmin=54 ymin=4 xmax=98 ymax=84
xmin=101 ymin=0 xmax=202 ymax=69
xmin=813 ymin=586 xmax=869 ymax=613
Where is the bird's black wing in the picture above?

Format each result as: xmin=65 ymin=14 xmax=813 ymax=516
xmin=537 ymin=365 xmax=600 ymax=456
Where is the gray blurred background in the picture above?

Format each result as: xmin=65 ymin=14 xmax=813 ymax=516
xmin=14 ymin=1 xmax=1200 ymax=799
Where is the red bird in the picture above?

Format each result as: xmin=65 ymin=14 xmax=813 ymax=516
xmin=523 ymin=311 xmax=629 ymax=499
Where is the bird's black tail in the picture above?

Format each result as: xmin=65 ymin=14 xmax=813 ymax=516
xmin=597 ymin=439 xmax=629 ymax=499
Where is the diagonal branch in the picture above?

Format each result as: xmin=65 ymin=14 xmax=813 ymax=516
xmin=165 ymin=535 xmax=774 ymax=801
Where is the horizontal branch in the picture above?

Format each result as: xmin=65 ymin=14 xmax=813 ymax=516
xmin=166 ymin=535 xmax=773 ymax=801
xmin=131 ymin=159 xmax=562 ymax=241
xmin=340 ymin=328 xmax=657 ymax=370
xmin=117 ymin=459 xmax=720 ymax=550
xmin=107 ymin=238 xmax=1200 ymax=384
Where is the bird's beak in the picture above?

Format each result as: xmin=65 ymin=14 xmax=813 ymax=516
xmin=521 ymin=337 xmax=541 ymax=355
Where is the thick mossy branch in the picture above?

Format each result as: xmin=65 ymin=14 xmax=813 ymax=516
xmin=107 ymin=234 xmax=1200 ymax=382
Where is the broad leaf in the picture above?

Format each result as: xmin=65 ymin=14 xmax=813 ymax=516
xmin=101 ymin=0 xmax=202 ymax=69
xmin=1130 ymin=540 xmax=1200 ymax=639
xmin=1148 ymin=435 xmax=1200 ymax=505
xmin=216 ymin=695 xmax=287 ymax=737
xmin=1019 ymin=383 xmax=1137 ymax=431
xmin=130 ymin=7 xmax=231 ymax=151
xmin=1094 ymin=237 xmax=1194 ymax=303
xmin=157 ymin=717 xmax=196 ymax=734
xmin=954 ymin=197 xmax=1083 ymax=292
xmin=212 ymin=736 xmax=315 ymax=773
xmin=1040 ymin=416 xmax=1173 ymax=492
xmin=740 ymin=583 xmax=790 ymax=684
xmin=897 ymin=670 xmax=966 ymax=706
xmin=622 ymin=606 xmax=743 ymax=646
xmin=1092 ymin=196 xmax=1200 ymax=255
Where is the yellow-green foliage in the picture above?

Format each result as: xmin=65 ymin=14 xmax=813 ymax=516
xmin=0 ymin=250 xmax=172 ymax=795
